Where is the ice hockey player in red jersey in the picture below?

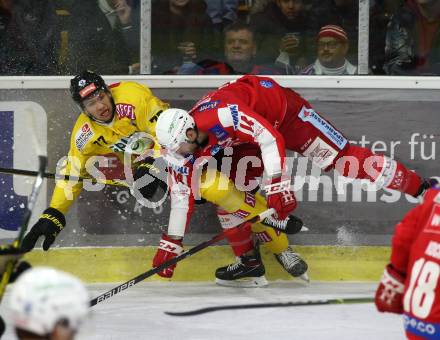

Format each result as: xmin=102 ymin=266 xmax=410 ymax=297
xmin=153 ymin=74 xmax=435 ymax=286
xmin=375 ymin=183 xmax=440 ymax=339
xmin=154 ymin=109 xmax=308 ymax=286
xmin=164 ymin=75 xmax=433 ymax=203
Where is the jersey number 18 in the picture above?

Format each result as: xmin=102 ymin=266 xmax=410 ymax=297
xmin=404 ymin=258 xmax=440 ymax=318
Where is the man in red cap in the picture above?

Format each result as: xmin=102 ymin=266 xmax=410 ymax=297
xmin=301 ymin=25 xmax=357 ymax=75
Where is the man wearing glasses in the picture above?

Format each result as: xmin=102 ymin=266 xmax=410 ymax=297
xmin=301 ymin=25 xmax=357 ymax=75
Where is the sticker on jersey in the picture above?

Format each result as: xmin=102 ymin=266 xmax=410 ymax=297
xmin=210 ymin=144 xmax=223 ymax=156
xmin=244 ymin=192 xmax=256 ymax=207
xmin=198 ymin=100 xmax=220 ymax=112
xmin=302 ymin=137 xmax=338 ymax=169
xmin=191 ymin=95 xmax=212 ymax=113
xmin=116 ymin=103 xmax=136 ymax=120
xmin=298 ymin=106 xmax=347 ymax=149
xmin=79 ymin=83 xmax=97 ymax=98
xmin=228 ymin=104 xmax=240 ymax=130
xmin=209 ymin=124 xmax=229 ymax=141
xmin=403 ymin=314 xmax=440 ymax=339
xmin=75 ymin=123 xmax=94 ymax=151
xmin=109 ymin=136 xmax=130 ymax=153
xmin=259 ymin=80 xmax=273 ymax=88
xmin=425 ymin=204 xmax=440 ymax=234
xmin=168 ymin=162 xmax=189 ymax=175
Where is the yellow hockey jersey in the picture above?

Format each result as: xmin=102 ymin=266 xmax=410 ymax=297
xmin=50 ymin=81 xmax=169 ymax=213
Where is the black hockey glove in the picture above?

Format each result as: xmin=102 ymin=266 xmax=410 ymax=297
xmin=133 ymin=157 xmax=167 ymax=199
xmin=21 ymin=207 xmax=66 ymax=252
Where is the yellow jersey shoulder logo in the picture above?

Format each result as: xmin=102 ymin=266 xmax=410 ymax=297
xmin=116 ymin=103 xmax=135 ymax=120
xmin=75 ymin=123 xmax=94 ymax=151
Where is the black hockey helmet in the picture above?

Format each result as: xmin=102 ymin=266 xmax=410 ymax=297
xmin=70 ymin=71 xmax=108 ymax=105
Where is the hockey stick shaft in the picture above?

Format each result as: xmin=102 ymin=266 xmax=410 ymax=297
xmin=0 ymin=165 xmax=129 ymax=188
xmin=90 ymin=208 xmax=275 ymax=307
xmin=0 ymin=156 xmax=47 ymax=299
xmin=165 ymin=297 xmax=375 ymax=316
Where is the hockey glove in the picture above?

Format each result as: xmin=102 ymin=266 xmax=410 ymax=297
xmin=375 ymin=264 xmax=405 ymax=314
xmin=133 ymin=157 xmax=167 ymax=199
xmin=21 ymin=207 xmax=65 ymax=252
xmin=264 ymin=176 xmax=296 ymax=220
xmin=152 ymin=234 xmax=184 ymax=278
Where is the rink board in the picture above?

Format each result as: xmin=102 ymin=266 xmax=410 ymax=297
xmin=22 ymin=245 xmax=390 ymax=282
xmin=0 ymin=78 xmax=439 ymax=250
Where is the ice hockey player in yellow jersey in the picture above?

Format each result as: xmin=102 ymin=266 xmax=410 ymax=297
xmin=21 ymin=71 xmax=169 ymax=251
xmin=20 ymin=71 xmax=304 ymax=288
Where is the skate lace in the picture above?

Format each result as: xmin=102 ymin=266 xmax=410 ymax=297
xmin=227 ymin=258 xmax=243 ymax=271
xmin=278 ymin=250 xmax=302 ymax=269
xmin=264 ymin=216 xmax=288 ymax=230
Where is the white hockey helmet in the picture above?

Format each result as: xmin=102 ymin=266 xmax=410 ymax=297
xmin=155 ymin=108 xmax=195 ymax=152
xmin=8 ymin=267 xmax=89 ymax=336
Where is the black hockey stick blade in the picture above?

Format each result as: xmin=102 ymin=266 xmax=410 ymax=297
xmin=164 ymin=297 xmax=375 ymax=316
xmin=0 ymin=155 xmax=47 ymax=299
xmin=90 ymin=208 xmax=275 ymax=307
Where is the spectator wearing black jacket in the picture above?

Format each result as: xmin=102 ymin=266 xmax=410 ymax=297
xmin=64 ymin=0 xmax=131 ymax=75
xmin=384 ymin=0 xmax=440 ymax=75
xmin=151 ymin=0 xmax=219 ymax=74
xmin=249 ymin=0 xmax=316 ymax=74
xmin=0 ymin=0 xmax=60 ymax=75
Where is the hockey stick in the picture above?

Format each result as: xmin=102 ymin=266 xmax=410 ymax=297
xmin=0 ymin=166 xmax=129 ymax=188
xmin=164 ymin=297 xmax=375 ymax=316
xmin=90 ymin=208 xmax=276 ymax=307
xmin=0 ymin=155 xmax=47 ymax=299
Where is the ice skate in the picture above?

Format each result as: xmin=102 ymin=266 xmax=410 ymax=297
xmin=275 ymin=247 xmax=309 ymax=282
xmin=215 ymin=254 xmax=268 ymax=288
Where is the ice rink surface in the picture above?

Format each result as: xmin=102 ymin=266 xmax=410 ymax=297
xmin=1 ymin=281 xmax=405 ymax=340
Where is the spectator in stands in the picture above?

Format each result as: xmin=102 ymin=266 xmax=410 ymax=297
xmin=98 ymin=0 xmax=141 ymax=74
xmin=301 ymin=25 xmax=357 ymax=75
xmin=0 ymin=0 xmax=60 ymax=75
xmin=384 ymin=0 xmax=440 ymax=75
xmin=178 ymin=21 xmax=292 ymax=74
xmin=205 ymin=0 xmax=239 ymax=32
xmin=308 ymin=0 xmax=391 ymax=74
xmin=249 ymin=0 xmax=315 ymax=74
xmin=151 ymin=0 xmax=219 ymax=74
xmin=64 ymin=0 xmax=131 ymax=75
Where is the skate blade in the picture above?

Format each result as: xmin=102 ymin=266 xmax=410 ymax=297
xmin=298 ymin=272 xmax=310 ymax=283
xmin=215 ymin=276 xmax=269 ymax=288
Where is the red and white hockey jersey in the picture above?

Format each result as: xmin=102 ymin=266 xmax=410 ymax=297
xmin=164 ymin=75 xmax=294 ymax=237
xmin=390 ymin=186 xmax=440 ymax=338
